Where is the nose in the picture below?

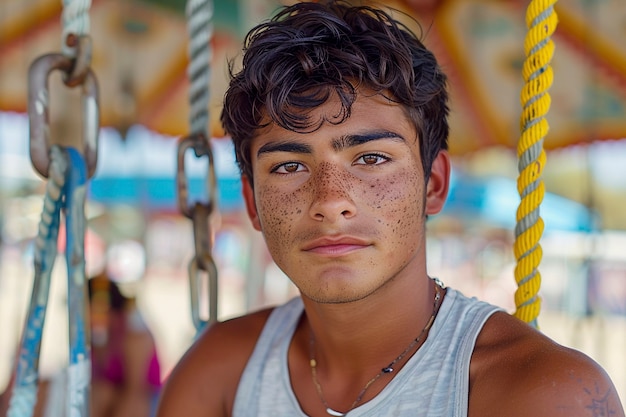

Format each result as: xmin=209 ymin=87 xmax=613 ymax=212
xmin=308 ymin=162 xmax=357 ymax=222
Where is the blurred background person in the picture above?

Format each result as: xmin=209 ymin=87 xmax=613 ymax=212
xmin=87 ymin=272 xmax=161 ymax=417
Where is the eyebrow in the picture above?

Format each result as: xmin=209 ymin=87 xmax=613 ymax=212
xmin=332 ymin=131 xmax=405 ymax=151
xmin=256 ymin=130 xmax=405 ymax=158
xmin=257 ymin=141 xmax=312 ymax=158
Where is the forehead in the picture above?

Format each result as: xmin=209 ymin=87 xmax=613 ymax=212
xmin=253 ymin=91 xmax=417 ymax=149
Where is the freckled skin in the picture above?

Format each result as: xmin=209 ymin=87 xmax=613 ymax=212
xmin=248 ymin=92 xmax=430 ymax=304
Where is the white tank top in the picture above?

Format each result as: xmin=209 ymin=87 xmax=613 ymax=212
xmin=233 ymin=287 xmax=501 ymax=417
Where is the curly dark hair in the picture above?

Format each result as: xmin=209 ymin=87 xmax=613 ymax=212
xmin=221 ymin=0 xmax=449 ymax=182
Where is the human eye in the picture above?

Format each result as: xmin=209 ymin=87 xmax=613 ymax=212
xmin=354 ymin=153 xmax=390 ymax=166
xmin=271 ymin=161 xmax=306 ymax=174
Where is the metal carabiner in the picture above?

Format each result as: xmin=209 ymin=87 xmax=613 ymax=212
xmin=28 ymin=52 xmax=99 ymax=179
xmin=176 ymin=132 xmax=218 ymax=218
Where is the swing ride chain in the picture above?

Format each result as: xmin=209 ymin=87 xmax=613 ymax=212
xmin=177 ymin=133 xmax=219 ymax=331
xmin=514 ymin=0 xmax=558 ymax=327
xmin=176 ymin=0 xmax=219 ymax=332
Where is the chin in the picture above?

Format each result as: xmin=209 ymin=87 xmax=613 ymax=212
xmin=302 ymin=284 xmax=379 ymax=305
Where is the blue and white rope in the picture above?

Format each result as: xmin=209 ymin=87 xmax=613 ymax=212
xmin=63 ymin=148 xmax=89 ymax=417
xmin=8 ymin=146 xmax=68 ymax=417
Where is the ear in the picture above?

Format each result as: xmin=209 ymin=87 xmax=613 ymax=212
xmin=241 ymin=176 xmax=262 ymax=231
xmin=425 ymin=150 xmax=450 ymax=215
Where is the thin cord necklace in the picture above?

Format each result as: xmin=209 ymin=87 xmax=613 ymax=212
xmin=309 ymin=279 xmax=443 ymax=417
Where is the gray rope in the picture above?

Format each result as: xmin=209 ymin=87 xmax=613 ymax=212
xmin=186 ymin=0 xmax=214 ymax=136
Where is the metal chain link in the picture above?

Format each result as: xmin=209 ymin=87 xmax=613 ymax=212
xmin=177 ymin=133 xmax=219 ymax=330
xmin=28 ymin=48 xmax=99 ymax=179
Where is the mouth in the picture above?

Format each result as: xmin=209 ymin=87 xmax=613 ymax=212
xmin=302 ymin=236 xmax=371 ymax=257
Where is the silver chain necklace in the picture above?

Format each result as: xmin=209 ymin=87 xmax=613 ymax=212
xmin=309 ymin=279 xmax=443 ymax=416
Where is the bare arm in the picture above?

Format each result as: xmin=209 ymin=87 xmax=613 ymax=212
xmin=528 ymin=356 xmax=623 ymax=416
xmin=155 ymin=309 xmax=272 ymax=417
xmin=470 ymin=312 xmax=625 ymax=417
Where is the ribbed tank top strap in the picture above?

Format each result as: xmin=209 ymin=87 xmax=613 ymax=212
xmin=233 ymin=297 xmax=303 ymax=417
xmin=422 ymin=288 xmax=502 ymax=417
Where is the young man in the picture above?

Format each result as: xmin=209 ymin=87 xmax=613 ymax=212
xmin=156 ymin=2 xmax=624 ymax=416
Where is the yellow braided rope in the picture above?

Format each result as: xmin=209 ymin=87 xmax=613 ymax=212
xmin=514 ymin=0 xmax=558 ymax=327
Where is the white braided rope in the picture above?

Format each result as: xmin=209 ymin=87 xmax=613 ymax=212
xmin=7 ymin=146 xmax=68 ymax=417
xmin=61 ymin=0 xmax=92 ymax=56
xmin=36 ymin=147 xmax=68 ymax=267
xmin=186 ymin=0 xmax=213 ymax=136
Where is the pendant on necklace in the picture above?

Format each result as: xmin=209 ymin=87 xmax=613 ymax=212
xmin=326 ymin=407 xmax=346 ymax=416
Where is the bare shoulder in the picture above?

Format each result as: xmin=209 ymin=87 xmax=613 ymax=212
xmin=469 ymin=311 xmax=625 ymax=417
xmin=155 ymin=306 xmax=274 ymax=417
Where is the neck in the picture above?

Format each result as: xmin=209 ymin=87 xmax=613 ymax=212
xmin=296 ymin=277 xmax=444 ymax=416
xmin=300 ymin=274 xmax=441 ymax=373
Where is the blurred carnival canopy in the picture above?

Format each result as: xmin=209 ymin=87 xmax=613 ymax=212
xmin=1 ymin=0 xmax=625 ymax=154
